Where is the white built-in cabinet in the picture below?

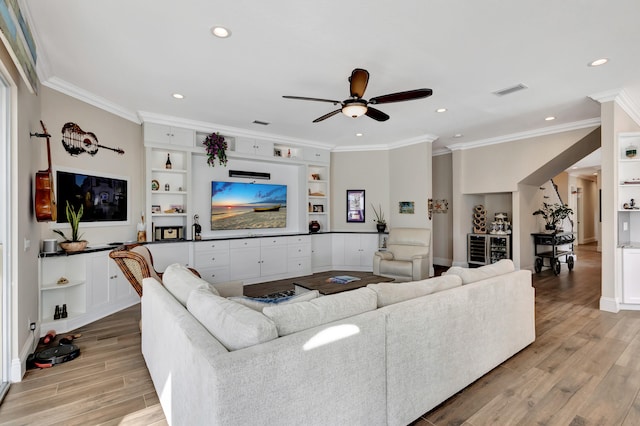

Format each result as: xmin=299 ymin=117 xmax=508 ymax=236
xmin=39 ymin=251 xmax=139 ymax=336
xmin=311 ymin=233 xmax=332 ymax=272
xmin=144 ymin=123 xmax=195 ymax=147
xmin=235 ymin=137 xmax=274 ymax=157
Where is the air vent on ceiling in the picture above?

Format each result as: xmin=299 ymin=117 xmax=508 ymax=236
xmin=252 ymin=120 xmax=270 ymax=126
xmin=492 ymin=83 xmax=528 ymax=97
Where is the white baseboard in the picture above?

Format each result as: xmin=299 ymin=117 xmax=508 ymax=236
xmin=600 ymin=297 xmax=620 ymax=313
xmin=433 ymin=257 xmax=452 ymax=267
xmin=11 ymin=329 xmax=38 ymax=382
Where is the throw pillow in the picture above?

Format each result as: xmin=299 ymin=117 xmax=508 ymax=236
xmin=367 ymin=275 xmax=462 ymax=307
xmin=262 ymin=287 xmax=377 ymax=336
xmin=229 ymin=290 xmax=320 ymax=311
xmin=187 ymin=287 xmax=278 ymax=351
xmin=444 ymin=259 xmax=515 ymax=284
xmin=162 ymin=263 xmax=215 ymax=306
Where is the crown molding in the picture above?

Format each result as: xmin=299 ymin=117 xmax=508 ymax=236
xmin=445 ymin=117 xmax=601 ymax=151
xmin=589 ymin=88 xmax=640 ymax=127
xmin=332 ymin=134 xmax=437 ymax=152
xmin=42 ymin=77 xmax=141 ymax=123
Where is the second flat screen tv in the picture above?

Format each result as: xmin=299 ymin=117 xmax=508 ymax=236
xmin=211 ymin=181 xmax=287 ymax=230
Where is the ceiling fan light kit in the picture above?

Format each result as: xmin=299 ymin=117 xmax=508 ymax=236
xmin=284 ymin=68 xmax=432 ymax=123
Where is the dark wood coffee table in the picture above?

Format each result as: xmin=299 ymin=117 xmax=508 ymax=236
xmin=294 ymin=271 xmax=394 ymax=295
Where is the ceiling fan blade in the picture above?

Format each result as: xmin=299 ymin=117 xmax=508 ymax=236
xmin=349 ymin=68 xmax=369 ymax=98
xmin=313 ymin=109 xmax=342 ymax=123
xmin=283 ymin=95 xmax=342 ymax=105
xmin=365 ymin=107 xmax=390 ymax=122
xmin=369 ymin=88 xmax=433 ymax=105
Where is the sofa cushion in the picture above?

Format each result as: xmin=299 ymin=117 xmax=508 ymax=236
xmin=163 ymin=263 xmax=215 ymax=305
xmin=263 ymin=287 xmax=378 ymax=336
xmin=367 ymin=275 xmax=462 ymax=307
xmin=187 ymin=287 xmax=278 ymax=351
xmin=229 ymin=290 xmax=320 ymax=311
xmin=444 ymin=259 xmax=515 ymax=284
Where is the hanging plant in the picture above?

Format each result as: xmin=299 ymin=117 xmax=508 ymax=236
xmin=203 ymin=132 xmax=228 ymax=167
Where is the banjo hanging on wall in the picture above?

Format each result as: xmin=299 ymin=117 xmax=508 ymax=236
xmin=61 ymin=122 xmax=125 ymax=156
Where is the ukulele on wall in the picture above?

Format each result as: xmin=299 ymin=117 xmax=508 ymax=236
xmin=31 ymin=120 xmax=57 ymax=222
xmin=61 ymin=122 xmax=125 ymax=156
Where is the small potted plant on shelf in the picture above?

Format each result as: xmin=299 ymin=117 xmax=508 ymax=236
xmin=532 ymin=202 xmax=573 ymax=232
xmin=53 ymin=201 xmax=87 ymax=253
xmin=371 ymin=203 xmax=387 ymax=232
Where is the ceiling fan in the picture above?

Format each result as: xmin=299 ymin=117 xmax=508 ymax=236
xmin=283 ymin=68 xmax=432 ymax=122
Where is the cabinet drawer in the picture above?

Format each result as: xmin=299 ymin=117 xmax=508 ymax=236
xmin=288 ymin=244 xmax=311 ymax=259
xmin=194 ymin=250 xmax=230 ymax=268
xmin=260 ymin=237 xmax=287 ymax=247
xmin=194 ymin=240 xmax=230 ymax=253
xmin=230 ymin=239 xmax=260 ymax=249
xmin=288 ymin=235 xmax=311 ymax=245
xmin=288 ymin=257 xmax=311 ymax=274
xmin=197 ymin=266 xmax=231 ymax=284
xmin=303 ymin=148 xmax=330 ymax=163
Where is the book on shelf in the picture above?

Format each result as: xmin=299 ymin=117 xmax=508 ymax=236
xmin=326 ymin=275 xmax=361 ymax=284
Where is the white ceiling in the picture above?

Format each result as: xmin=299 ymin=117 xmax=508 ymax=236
xmin=24 ymin=1 xmax=640 ymax=157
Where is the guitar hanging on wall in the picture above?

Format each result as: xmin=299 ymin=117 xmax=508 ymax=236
xmin=31 ymin=120 xmax=57 ymax=222
xmin=61 ymin=122 xmax=125 ymax=156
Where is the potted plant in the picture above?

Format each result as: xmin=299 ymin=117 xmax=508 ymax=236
xmin=533 ymin=202 xmax=573 ymax=232
xmin=371 ymin=203 xmax=387 ymax=232
xmin=203 ymin=132 xmax=228 ymax=167
xmin=53 ymin=201 xmax=87 ymax=252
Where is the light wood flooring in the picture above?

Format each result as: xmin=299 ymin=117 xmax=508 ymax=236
xmin=1 ymin=243 xmax=635 ymax=425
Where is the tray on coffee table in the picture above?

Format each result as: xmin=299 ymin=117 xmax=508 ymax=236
xmin=294 ymin=271 xmax=394 ymax=295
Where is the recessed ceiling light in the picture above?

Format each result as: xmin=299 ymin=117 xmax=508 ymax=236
xmin=545 ymin=116 xmax=556 ymax=121
xmin=453 ymin=133 xmax=463 ymax=138
xmin=211 ymin=26 xmax=231 ymax=38
xmin=172 ymin=93 xmax=184 ymax=99
xmin=436 ymin=108 xmax=447 ymax=113
xmin=356 ymin=133 xmax=363 ymax=137
xmin=588 ymin=58 xmax=608 ymax=67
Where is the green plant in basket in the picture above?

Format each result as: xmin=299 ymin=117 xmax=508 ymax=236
xmin=53 ymin=201 xmax=84 ymax=242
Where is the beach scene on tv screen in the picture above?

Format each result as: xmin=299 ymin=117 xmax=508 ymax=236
xmin=211 ymin=181 xmax=287 ymax=230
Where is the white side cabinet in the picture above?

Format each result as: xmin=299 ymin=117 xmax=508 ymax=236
xmin=146 ymin=241 xmax=191 ymax=272
xmin=332 ymin=233 xmax=378 ymax=271
xmin=39 ymin=251 xmax=139 ymax=336
xmin=234 ymin=137 xmax=274 ymax=157
xmin=193 ymin=240 xmax=231 ymax=284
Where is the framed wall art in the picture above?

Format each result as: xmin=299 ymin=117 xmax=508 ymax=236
xmin=399 ymin=201 xmax=415 ymax=214
xmin=346 ymin=190 xmax=365 ymax=222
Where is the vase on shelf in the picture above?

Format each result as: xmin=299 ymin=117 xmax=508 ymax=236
xmin=376 ymin=223 xmax=387 ymax=233
xmin=309 ymin=220 xmax=321 ymax=233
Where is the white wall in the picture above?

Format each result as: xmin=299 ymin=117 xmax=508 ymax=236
xmin=433 ymin=153 xmax=453 ymax=266
xmin=38 ymin=87 xmax=144 ymax=246
xmin=331 ymin=150 xmax=390 ymax=232
xmin=389 ymin=143 xmax=432 ymax=229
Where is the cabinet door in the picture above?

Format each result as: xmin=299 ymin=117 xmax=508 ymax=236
xmin=234 ymin=137 xmax=257 ymax=154
xmin=109 ymin=257 xmax=134 ymax=302
xmin=145 ymin=123 xmax=194 ymax=147
xmin=230 ymin=240 xmax=261 ymax=280
xmin=253 ymin=139 xmax=274 ymax=157
xmin=359 ymin=234 xmax=378 ymax=268
xmin=170 ymin=127 xmax=195 ymax=147
xmin=311 ymin=234 xmax=332 ymax=270
xmin=623 ymin=249 xmax=640 ymax=303
xmin=147 ymin=242 xmax=191 ymax=272
xmin=260 ymin=245 xmax=288 ymax=276
xmin=304 ymin=148 xmax=330 ymax=164
xmin=88 ymin=254 xmax=110 ymax=311
xmin=344 ymin=235 xmax=362 ymax=266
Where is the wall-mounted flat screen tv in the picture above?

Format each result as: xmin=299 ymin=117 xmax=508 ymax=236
xmin=211 ymin=181 xmax=287 ymax=230
xmin=56 ymin=169 xmax=128 ymax=223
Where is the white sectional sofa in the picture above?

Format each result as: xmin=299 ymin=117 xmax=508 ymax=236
xmin=141 ymin=260 xmax=534 ymax=426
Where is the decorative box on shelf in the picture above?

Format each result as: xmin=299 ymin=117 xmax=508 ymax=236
xmin=154 ymin=226 xmax=184 ymax=241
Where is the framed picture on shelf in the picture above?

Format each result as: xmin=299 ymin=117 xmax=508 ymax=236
xmin=151 ymin=205 xmax=161 ymax=214
xmin=313 ymin=204 xmax=324 ymax=212
xmin=347 ymin=190 xmax=365 ymax=222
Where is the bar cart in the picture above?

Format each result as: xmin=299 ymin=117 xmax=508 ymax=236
xmin=531 ymin=232 xmax=575 ymax=275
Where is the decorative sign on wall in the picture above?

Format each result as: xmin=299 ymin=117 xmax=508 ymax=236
xmin=0 ymin=0 xmax=38 ymax=93
xmin=61 ymin=122 xmax=124 ymax=156
xmin=399 ymin=201 xmax=415 ymax=214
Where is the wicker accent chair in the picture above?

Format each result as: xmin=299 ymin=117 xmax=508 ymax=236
xmin=109 ymin=243 xmax=201 ymax=297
